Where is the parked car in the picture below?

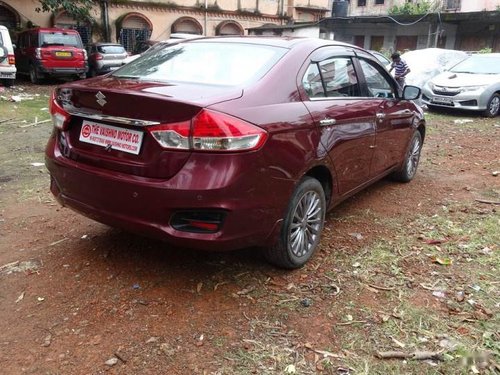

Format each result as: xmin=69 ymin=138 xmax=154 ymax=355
xmin=421 ymin=53 xmax=500 ymax=117
xmin=15 ymin=27 xmax=87 ymax=83
xmin=122 ymin=34 xmax=201 ymax=65
xmin=87 ymin=43 xmax=128 ymax=77
xmin=399 ymin=48 xmax=468 ymax=89
xmin=0 ymin=25 xmax=16 ymax=87
xmin=370 ymin=50 xmax=391 ymax=67
xmin=45 ymin=37 xmax=425 ymax=269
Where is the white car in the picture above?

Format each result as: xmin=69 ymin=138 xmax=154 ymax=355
xmin=399 ymin=48 xmax=468 ymax=89
xmin=0 ymin=25 xmax=16 ymax=87
xmin=421 ymin=53 xmax=500 ymax=117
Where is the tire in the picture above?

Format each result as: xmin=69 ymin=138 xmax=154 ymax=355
xmin=392 ymin=131 xmax=422 ymax=182
xmin=2 ymin=79 xmax=14 ymax=87
xmin=483 ymin=93 xmax=500 ymax=118
xmin=29 ymin=65 xmax=41 ymax=84
xmin=263 ymin=177 xmax=326 ymax=269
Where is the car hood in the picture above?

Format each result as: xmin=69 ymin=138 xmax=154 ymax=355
xmin=431 ymin=72 xmax=500 ymax=87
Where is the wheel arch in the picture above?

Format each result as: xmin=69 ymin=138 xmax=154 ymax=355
xmin=304 ymin=165 xmax=333 ymax=207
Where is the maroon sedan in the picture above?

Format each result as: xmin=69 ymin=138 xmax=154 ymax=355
xmin=45 ymin=37 xmax=425 ymax=269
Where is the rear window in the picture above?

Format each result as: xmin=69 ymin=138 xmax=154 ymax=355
xmin=40 ymin=32 xmax=82 ymax=48
xmin=113 ymin=41 xmax=288 ymax=86
xmin=98 ymin=45 xmax=126 ymax=54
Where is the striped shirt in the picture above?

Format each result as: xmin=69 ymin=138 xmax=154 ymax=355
xmin=392 ymin=58 xmax=409 ymax=77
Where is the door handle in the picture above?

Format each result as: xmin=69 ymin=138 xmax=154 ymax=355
xmin=319 ymin=118 xmax=336 ymax=126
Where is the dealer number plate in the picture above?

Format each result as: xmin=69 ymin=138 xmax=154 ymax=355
xmin=79 ymin=120 xmax=143 ymax=155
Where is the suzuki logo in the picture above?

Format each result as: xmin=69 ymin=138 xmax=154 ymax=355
xmin=96 ymin=91 xmax=107 ymax=107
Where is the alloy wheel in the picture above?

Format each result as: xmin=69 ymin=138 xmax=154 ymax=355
xmin=488 ymin=96 xmax=500 ymax=116
xmin=406 ymin=135 xmax=421 ymax=178
xmin=288 ymin=190 xmax=323 ymax=258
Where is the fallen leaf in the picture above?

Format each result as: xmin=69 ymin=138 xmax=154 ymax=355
xmin=431 ymin=256 xmax=453 ymax=266
xmin=15 ymin=291 xmax=25 ymax=303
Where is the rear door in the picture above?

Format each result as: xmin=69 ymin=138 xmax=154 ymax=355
xmin=300 ymin=47 xmax=377 ymax=196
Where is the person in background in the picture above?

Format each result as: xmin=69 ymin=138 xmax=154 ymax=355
xmin=389 ymin=52 xmax=410 ymax=88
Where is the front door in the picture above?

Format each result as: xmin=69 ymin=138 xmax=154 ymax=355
xmin=301 ymin=48 xmax=377 ymax=196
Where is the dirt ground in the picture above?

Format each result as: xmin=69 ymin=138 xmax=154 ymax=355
xmin=0 ymin=83 xmax=499 ymax=374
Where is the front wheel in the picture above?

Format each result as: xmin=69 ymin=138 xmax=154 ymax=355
xmin=392 ymin=131 xmax=422 ymax=182
xmin=263 ymin=177 xmax=326 ymax=269
xmin=483 ymin=93 xmax=500 ymax=118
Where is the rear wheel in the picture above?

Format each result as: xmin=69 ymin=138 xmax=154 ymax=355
xmin=2 ymin=79 xmax=14 ymax=87
xmin=29 ymin=65 xmax=42 ymax=84
xmin=392 ymin=131 xmax=422 ymax=182
xmin=263 ymin=177 xmax=326 ymax=269
xmin=483 ymin=93 xmax=500 ymax=118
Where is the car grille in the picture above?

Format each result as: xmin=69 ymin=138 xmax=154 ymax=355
xmin=432 ymin=87 xmax=460 ymax=97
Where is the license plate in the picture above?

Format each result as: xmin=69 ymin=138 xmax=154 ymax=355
xmin=79 ymin=120 xmax=143 ymax=155
xmin=432 ymin=96 xmax=452 ymax=104
xmin=55 ymin=51 xmax=72 ymax=57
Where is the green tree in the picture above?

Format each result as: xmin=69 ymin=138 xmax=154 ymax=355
xmin=36 ymin=0 xmax=95 ymax=22
xmin=389 ymin=1 xmax=433 ymax=15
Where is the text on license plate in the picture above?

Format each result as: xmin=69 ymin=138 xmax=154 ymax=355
xmin=79 ymin=120 xmax=143 ymax=155
xmin=432 ymin=96 xmax=452 ymax=104
xmin=55 ymin=51 xmax=72 ymax=57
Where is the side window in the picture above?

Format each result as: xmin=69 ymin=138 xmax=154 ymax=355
xmin=303 ymin=63 xmax=325 ymax=98
xmin=302 ymin=57 xmax=360 ymax=99
xmin=359 ymin=59 xmax=396 ymax=99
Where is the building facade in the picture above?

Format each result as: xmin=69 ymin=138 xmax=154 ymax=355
xmin=0 ymin=0 xmax=329 ymax=51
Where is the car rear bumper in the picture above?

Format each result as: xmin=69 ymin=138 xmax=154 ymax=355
xmin=0 ymin=66 xmax=16 ymax=79
xmin=36 ymin=62 xmax=88 ymax=76
xmin=45 ymin=135 xmax=287 ymax=251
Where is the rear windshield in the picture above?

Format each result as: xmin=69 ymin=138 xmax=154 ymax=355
xmin=40 ymin=32 xmax=82 ymax=48
xmin=98 ymin=45 xmax=126 ymax=54
xmin=450 ymin=55 xmax=500 ymax=75
xmin=113 ymin=41 xmax=288 ymax=86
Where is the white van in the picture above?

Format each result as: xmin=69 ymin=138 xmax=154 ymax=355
xmin=0 ymin=25 xmax=16 ymax=87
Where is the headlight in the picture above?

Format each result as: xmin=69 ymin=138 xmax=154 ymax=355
xmin=460 ymin=85 xmax=488 ymax=92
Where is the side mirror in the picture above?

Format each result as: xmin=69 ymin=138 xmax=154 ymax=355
xmin=12 ymin=44 xmax=16 ymax=49
xmin=403 ymin=85 xmax=421 ymax=100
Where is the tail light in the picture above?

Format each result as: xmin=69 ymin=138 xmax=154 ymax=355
xmin=94 ymin=53 xmax=103 ymax=60
xmin=148 ymin=109 xmax=267 ymax=152
xmin=49 ymin=90 xmax=71 ymax=130
xmin=8 ymin=54 xmax=15 ymax=65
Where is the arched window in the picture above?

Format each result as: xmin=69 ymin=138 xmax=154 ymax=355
xmin=0 ymin=2 xmax=20 ymax=30
xmin=53 ymin=10 xmax=92 ymax=48
xmin=216 ymin=21 xmax=244 ymax=36
xmin=117 ymin=13 xmax=153 ymax=53
xmin=171 ymin=17 xmax=203 ymax=35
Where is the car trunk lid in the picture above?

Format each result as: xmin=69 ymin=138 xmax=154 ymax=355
xmin=56 ymin=77 xmax=243 ymax=179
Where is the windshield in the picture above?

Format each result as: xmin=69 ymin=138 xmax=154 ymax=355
xmin=98 ymin=45 xmax=126 ymax=54
xmin=113 ymin=41 xmax=288 ymax=86
xmin=40 ymin=32 xmax=82 ymax=48
xmin=450 ymin=55 xmax=500 ymax=74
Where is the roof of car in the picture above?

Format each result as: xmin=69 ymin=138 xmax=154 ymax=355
xmin=91 ymin=43 xmax=124 ymax=46
xmin=20 ymin=27 xmax=80 ymax=33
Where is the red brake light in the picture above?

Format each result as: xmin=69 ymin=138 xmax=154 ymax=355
xmin=49 ymin=90 xmax=71 ymax=130
xmin=148 ymin=110 xmax=267 ymax=152
xmin=95 ymin=53 xmax=103 ymax=60
xmin=8 ymin=54 xmax=15 ymax=65
xmin=192 ymin=109 xmax=267 ymax=152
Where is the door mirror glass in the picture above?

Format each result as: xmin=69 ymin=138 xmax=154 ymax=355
xmin=403 ymin=85 xmax=421 ymax=100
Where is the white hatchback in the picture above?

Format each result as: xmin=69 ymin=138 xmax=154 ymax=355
xmin=0 ymin=25 xmax=16 ymax=87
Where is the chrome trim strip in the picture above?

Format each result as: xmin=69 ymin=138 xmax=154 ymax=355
xmin=65 ymin=109 xmax=160 ymax=127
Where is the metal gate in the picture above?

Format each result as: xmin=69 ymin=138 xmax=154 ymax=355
xmin=119 ymin=28 xmax=151 ymax=53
